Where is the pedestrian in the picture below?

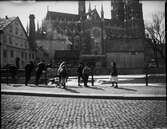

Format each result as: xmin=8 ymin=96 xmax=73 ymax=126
xmin=59 ymin=63 xmax=68 ymax=88
xmin=144 ymin=63 xmax=149 ymax=86
xmin=110 ymin=62 xmax=118 ymax=88
xmin=35 ymin=61 xmax=46 ymax=86
xmin=8 ymin=64 xmax=18 ymax=83
xmin=57 ymin=61 xmax=66 ymax=86
xmin=82 ymin=64 xmax=90 ymax=87
xmin=77 ymin=63 xmax=84 ymax=86
xmin=25 ymin=61 xmax=34 ymax=86
xmin=46 ymin=64 xmax=52 ymax=79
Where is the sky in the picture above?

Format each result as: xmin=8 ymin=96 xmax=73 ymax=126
xmin=0 ymin=1 xmax=165 ymax=29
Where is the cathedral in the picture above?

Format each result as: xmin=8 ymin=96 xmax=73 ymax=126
xmin=36 ymin=0 xmax=145 ymax=74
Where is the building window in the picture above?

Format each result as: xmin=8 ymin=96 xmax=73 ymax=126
xmin=21 ymin=52 xmax=24 ymax=58
xmin=25 ymin=42 xmax=27 ymax=48
xmin=29 ymin=54 xmax=31 ymax=59
xmin=10 ymin=50 xmax=14 ymax=57
xmin=20 ymin=43 xmax=23 ymax=47
xmin=3 ymin=35 xmax=7 ymax=43
xmin=25 ymin=53 xmax=27 ymax=60
xmin=3 ymin=49 xmax=7 ymax=58
xmin=9 ymin=26 xmax=13 ymax=33
xmin=15 ymin=27 xmax=18 ymax=35
xmin=32 ymin=54 xmax=34 ymax=59
xmin=9 ymin=37 xmax=12 ymax=44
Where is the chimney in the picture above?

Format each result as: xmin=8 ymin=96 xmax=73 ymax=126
xmin=29 ymin=14 xmax=36 ymax=50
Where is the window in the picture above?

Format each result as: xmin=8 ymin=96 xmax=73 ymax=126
xmin=3 ymin=49 xmax=7 ymax=58
xmin=25 ymin=42 xmax=27 ymax=48
xmin=10 ymin=50 xmax=14 ymax=57
xmin=9 ymin=26 xmax=13 ymax=33
xmin=21 ymin=52 xmax=24 ymax=58
xmin=32 ymin=54 xmax=34 ymax=59
xmin=29 ymin=54 xmax=31 ymax=59
xmin=9 ymin=37 xmax=12 ymax=44
xmin=15 ymin=27 xmax=19 ymax=35
xmin=25 ymin=53 xmax=27 ymax=60
xmin=3 ymin=35 xmax=7 ymax=43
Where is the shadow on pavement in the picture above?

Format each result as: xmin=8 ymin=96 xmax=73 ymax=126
xmin=86 ymin=86 xmax=104 ymax=90
xmin=29 ymin=85 xmax=55 ymax=88
xmin=67 ymin=86 xmax=82 ymax=88
xmin=12 ymin=84 xmax=23 ymax=87
xmin=145 ymin=84 xmax=166 ymax=87
xmin=100 ymin=78 xmax=145 ymax=84
xmin=116 ymin=87 xmax=137 ymax=92
xmin=64 ymin=88 xmax=80 ymax=93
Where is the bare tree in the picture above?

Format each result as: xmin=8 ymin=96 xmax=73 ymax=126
xmin=145 ymin=11 xmax=165 ymax=61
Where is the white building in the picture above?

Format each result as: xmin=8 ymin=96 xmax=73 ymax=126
xmin=0 ymin=16 xmax=33 ymax=68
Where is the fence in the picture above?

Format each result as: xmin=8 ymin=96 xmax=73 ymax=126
xmin=0 ymin=67 xmax=95 ymax=86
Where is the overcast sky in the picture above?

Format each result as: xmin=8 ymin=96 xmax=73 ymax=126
xmin=0 ymin=1 xmax=165 ymax=29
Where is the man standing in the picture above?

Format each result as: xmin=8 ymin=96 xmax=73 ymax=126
xmin=25 ymin=61 xmax=34 ymax=86
xmin=82 ymin=64 xmax=90 ymax=87
xmin=35 ymin=61 xmax=46 ymax=86
xmin=77 ymin=63 xmax=84 ymax=86
xmin=110 ymin=62 xmax=118 ymax=88
xmin=8 ymin=64 xmax=18 ymax=84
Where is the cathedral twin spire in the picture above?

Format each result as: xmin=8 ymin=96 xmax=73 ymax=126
xmin=85 ymin=1 xmax=104 ymax=20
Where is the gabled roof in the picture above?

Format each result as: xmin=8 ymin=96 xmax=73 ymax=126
xmin=0 ymin=17 xmax=16 ymax=30
xmin=46 ymin=11 xmax=79 ymax=20
xmin=0 ymin=16 xmax=29 ymax=40
xmin=86 ymin=8 xmax=101 ymax=20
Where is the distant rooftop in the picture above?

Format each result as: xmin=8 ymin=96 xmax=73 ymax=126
xmin=0 ymin=16 xmax=17 ymax=30
xmin=46 ymin=11 xmax=79 ymax=20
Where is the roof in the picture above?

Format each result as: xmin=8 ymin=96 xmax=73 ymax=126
xmin=46 ymin=11 xmax=79 ymax=20
xmin=86 ymin=9 xmax=101 ymax=20
xmin=0 ymin=16 xmax=29 ymax=40
xmin=0 ymin=17 xmax=16 ymax=30
xmin=54 ymin=50 xmax=80 ymax=59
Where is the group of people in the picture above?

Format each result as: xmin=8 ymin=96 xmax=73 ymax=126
xmin=24 ymin=61 xmax=92 ymax=88
xmin=77 ymin=63 xmax=91 ymax=87
xmin=56 ymin=61 xmax=91 ymax=88
xmin=22 ymin=60 xmax=119 ymax=88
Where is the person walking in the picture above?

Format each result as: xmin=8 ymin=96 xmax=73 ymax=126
xmin=144 ymin=63 xmax=149 ymax=86
xmin=25 ymin=61 xmax=34 ymax=86
xmin=82 ymin=64 xmax=90 ymax=87
xmin=8 ymin=64 xmax=18 ymax=83
xmin=57 ymin=61 xmax=66 ymax=86
xmin=110 ymin=62 xmax=118 ymax=88
xmin=59 ymin=64 xmax=68 ymax=88
xmin=77 ymin=63 xmax=84 ymax=86
xmin=35 ymin=61 xmax=46 ymax=86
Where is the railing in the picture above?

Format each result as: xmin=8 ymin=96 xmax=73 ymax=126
xmin=0 ymin=67 xmax=95 ymax=86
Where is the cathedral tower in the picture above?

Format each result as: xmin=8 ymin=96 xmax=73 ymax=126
xmin=111 ymin=0 xmax=124 ymax=24
xmin=29 ymin=14 xmax=36 ymax=50
xmin=78 ymin=0 xmax=86 ymax=20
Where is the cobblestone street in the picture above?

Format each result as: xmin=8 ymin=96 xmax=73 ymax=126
xmin=1 ymin=95 xmax=167 ymax=129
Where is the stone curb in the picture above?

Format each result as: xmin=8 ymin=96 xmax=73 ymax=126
xmin=1 ymin=90 xmax=166 ymax=100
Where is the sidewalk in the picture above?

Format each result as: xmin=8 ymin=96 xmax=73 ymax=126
xmin=1 ymin=75 xmax=166 ymax=100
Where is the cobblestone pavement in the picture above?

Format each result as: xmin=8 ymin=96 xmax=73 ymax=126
xmin=1 ymin=95 xmax=167 ymax=129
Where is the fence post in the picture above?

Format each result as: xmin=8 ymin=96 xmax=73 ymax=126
xmin=45 ymin=71 xmax=47 ymax=85
xmin=7 ymin=69 xmax=9 ymax=85
xmin=91 ymin=68 xmax=94 ymax=86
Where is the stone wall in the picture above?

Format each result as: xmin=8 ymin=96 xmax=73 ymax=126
xmin=105 ymin=38 xmax=144 ymax=52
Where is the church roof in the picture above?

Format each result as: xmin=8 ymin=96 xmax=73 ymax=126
xmin=46 ymin=11 xmax=79 ymax=20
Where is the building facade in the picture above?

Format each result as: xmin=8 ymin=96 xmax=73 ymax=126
xmin=37 ymin=0 xmax=145 ymax=73
xmin=0 ymin=16 xmax=34 ymax=69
